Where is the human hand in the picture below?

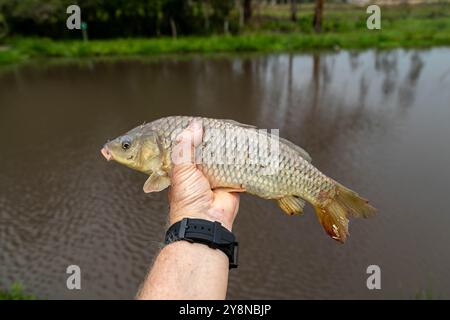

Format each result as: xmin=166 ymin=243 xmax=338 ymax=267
xmin=168 ymin=120 xmax=240 ymax=231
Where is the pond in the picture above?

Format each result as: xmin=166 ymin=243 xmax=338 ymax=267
xmin=1 ymin=48 xmax=450 ymax=299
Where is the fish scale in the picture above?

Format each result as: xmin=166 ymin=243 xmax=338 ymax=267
xmin=149 ymin=116 xmax=334 ymax=201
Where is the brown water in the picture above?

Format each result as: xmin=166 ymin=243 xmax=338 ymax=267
xmin=1 ymin=49 xmax=450 ymax=299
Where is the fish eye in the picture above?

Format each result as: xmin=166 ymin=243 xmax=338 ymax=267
xmin=122 ymin=141 xmax=131 ymax=150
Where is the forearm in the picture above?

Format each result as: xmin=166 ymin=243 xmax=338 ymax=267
xmin=137 ymin=120 xmax=237 ymax=300
xmin=137 ymin=240 xmax=229 ymax=300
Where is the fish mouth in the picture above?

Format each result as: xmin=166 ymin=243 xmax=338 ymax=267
xmin=101 ymin=146 xmax=113 ymax=161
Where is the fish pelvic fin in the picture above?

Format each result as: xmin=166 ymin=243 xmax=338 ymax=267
xmin=314 ymin=184 xmax=376 ymax=243
xmin=277 ymin=196 xmax=306 ymax=215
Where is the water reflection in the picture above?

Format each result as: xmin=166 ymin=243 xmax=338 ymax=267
xmin=375 ymin=50 xmax=399 ymax=99
xmin=1 ymin=48 xmax=450 ymax=299
xmin=399 ymin=52 xmax=424 ymax=109
xmin=251 ymin=50 xmax=416 ymax=165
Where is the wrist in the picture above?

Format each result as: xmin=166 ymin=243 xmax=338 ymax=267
xmin=169 ymin=210 xmax=234 ymax=231
xmin=164 ymin=217 xmax=239 ymax=269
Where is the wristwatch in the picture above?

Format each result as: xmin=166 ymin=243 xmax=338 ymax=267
xmin=164 ymin=218 xmax=239 ymax=269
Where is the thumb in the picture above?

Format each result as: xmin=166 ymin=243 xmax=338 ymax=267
xmin=171 ymin=119 xmax=203 ymax=174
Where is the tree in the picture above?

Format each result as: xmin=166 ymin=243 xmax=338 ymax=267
xmin=313 ymin=0 xmax=324 ymax=32
xmin=210 ymin=0 xmax=233 ymax=34
xmin=290 ymin=0 xmax=297 ymax=22
xmin=0 ymin=10 xmax=8 ymax=40
xmin=243 ymin=0 xmax=252 ymax=24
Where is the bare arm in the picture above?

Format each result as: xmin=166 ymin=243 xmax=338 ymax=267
xmin=137 ymin=120 xmax=240 ymax=300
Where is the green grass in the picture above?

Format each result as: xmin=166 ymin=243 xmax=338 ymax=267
xmin=0 ymin=283 xmax=36 ymax=300
xmin=1 ymin=3 xmax=449 ymax=66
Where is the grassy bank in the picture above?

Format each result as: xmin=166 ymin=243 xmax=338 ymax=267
xmin=0 ymin=283 xmax=35 ymax=300
xmin=1 ymin=3 xmax=449 ymax=66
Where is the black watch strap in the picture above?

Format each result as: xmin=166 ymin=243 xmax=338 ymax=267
xmin=164 ymin=218 xmax=238 ymax=269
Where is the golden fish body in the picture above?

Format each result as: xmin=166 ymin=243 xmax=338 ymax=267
xmin=102 ymin=116 xmax=375 ymax=242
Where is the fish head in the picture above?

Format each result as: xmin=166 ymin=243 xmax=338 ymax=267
xmin=101 ymin=126 xmax=163 ymax=174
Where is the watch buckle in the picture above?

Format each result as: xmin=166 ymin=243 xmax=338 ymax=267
xmin=178 ymin=218 xmax=189 ymax=238
xmin=230 ymin=242 xmax=239 ymax=269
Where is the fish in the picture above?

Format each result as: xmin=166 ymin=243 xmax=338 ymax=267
xmin=101 ymin=116 xmax=375 ymax=243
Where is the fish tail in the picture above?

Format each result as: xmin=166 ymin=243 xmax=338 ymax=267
xmin=314 ymin=183 xmax=376 ymax=243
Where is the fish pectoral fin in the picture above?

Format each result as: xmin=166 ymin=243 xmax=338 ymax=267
xmin=277 ymin=196 xmax=306 ymax=216
xmin=143 ymin=173 xmax=171 ymax=193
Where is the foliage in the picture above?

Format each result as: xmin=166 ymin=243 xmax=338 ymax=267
xmin=1 ymin=3 xmax=450 ymax=66
xmin=0 ymin=283 xmax=36 ymax=300
xmin=0 ymin=0 xmax=244 ymax=38
xmin=1 ymin=1 xmax=449 ymax=39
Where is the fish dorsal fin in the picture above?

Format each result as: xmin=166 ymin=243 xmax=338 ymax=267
xmin=222 ymin=119 xmax=312 ymax=163
xmin=279 ymin=137 xmax=312 ymax=163
xmin=222 ymin=119 xmax=257 ymax=129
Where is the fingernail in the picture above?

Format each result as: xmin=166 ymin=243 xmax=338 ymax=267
xmin=191 ymin=120 xmax=202 ymax=131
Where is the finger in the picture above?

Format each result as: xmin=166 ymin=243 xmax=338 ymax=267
xmin=212 ymin=190 xmax=240 ymax=217
xmin=171 ymin=120 xmax=204 ymax=187
xmin=189 ymin=119 xmax=203 ymax=148
xmin=171 ymin=119 xmax=203 ymax=168
xmin=174 ymin=119 xmax=203 ymax=146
